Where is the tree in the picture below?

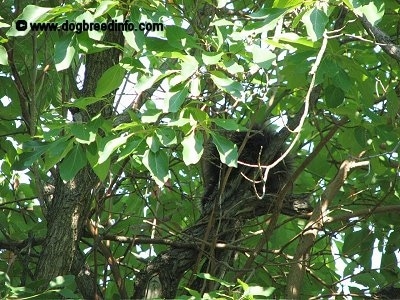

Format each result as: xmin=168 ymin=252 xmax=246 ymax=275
xmin=0 ymin=0 xmax=399 ymax=299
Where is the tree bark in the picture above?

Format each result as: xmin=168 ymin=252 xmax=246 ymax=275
xmin=34 ymin=30 xmax=123 ymax=298
xmin=133 ymin=176 xmax=312 ymax=298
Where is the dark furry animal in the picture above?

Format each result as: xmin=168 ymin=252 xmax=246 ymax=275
xmin=201 ymin=127 xmax=293 ymax=214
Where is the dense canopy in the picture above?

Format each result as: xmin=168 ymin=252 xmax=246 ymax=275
xmin=0 ymin=0 xmax=399 ymax=299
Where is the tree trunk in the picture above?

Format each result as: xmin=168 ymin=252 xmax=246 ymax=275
xmin=34 ymin=30 xmax=123 ymax=297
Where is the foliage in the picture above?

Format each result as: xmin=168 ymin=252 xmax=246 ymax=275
xmin=0 ymin=0 xmax=399 ymax=298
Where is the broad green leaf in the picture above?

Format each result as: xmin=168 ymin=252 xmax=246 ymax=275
xmin=181 ymin=56 xmax=199 ymax=80
xmin=210 ymin=70 xmax=243 ymax=99
xmin=123 ymin=29 xmax=144 ymax=52
xmin=354 ymin=127 xmax=369 ymax=148
xmin=98 ymin=134 xmax=132 ymax=164
xmin=273 ymin=0 xmax=303 ymax=8
xmin=352 ymin=0 xmax=385 ymax=26
xmin=210 ymin=19 xmax=234 ymax=27
xmin=211 ymin=133 xmax=238 ymax=167
xmin=95 ymin=65 xmax=126 ymax=97
xmin=221 ymin=60 xmax=245 ymax=75
xmin=59 ymin=144 xmax=87 ymax=181
xmin=13 ymin=141 xmax=51 ymax=170
xmin=279 ymin=32 xmax=316 ymax=47
xmin=49 ymin=275 xmax=76 ymax=288
xmin=331 ymin=68 xmax=352 ymax=92
xmin=301 ymin=8 xmax=328 ymax=41
xmin=142 ymin=149 xmax=169 ymax=187
xmin=0 ymin=45 xmax=7 ymax=65
xmin=165 ymin=25 xmax=197 ymax=49
xmin=252 ymin=45 xmax=275 ymax=68
xmin=135 ymin=70 xmax=173 ymax=94
xmin=163 ymin=86 xmax=189 ymax=113
xmin=387 ymin=88 xmax=399 ymax=119
xmin=145 ymin=37 xmax=178 ymax=52
xmin=353 ymin=272 xmax=376 ymax=288
xmin=43 ymin=137 xmax=74 ymax=170
xmin=213 ymin=119 xmax=247 ymax=131
xmin=250 ymin=7 xmax=287 ymax=21
xmin=6 ymin=5 xmax=52 ymax=37
xmin=202 ymin=52 xmax=224 ymax=65
xmin=141 ymin=108 xmax=163 ymax=123
xmin=181 ymin=130 xmax=204 ymax=165
xmin=197 ymin=273 xmax=234 ymax=287
xmin=117 ymin=137 xmax=144 ymax=161
xmin=75 ymin=12 xmax=99 ymax=40
xmin=54 ymin=34 xmax=77 ymax=71
xmin=65 ymin=97 xmax=105 ymax=109
xmin=190 ymin=76 xmax=201 ymax=97
xmin=166 ymin=117 xmax=191 ymax=127
xmin=86 ymin=143 xmax=110 ymax=181
xmin=184 ymin=287 xmax=201 ymax=298
xmin=93 ymin=0 xmax=118 ymax=18
xmin=146 ymin=135 xmax=161 ymax=152
xmin=155 ymin=127 xmax=177 ymax=146
xmin=71 ymin=123 xmax=97 ymax=144
xmin=325 ymin=85 xmax=344 ymax=108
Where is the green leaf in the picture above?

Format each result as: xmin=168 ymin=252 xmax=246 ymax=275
xmin=43 ymin=137 xmax=74 ymax=170
xmin=6 ymin=5 xmax=52 ymax=37
xmin=252 ymin=45 xmax=275 ymax=68
xmin=325 ymin=85 xmax=345 ymax=108
xmin=182 ymin=130 xmax=204 ymax=165
xmin=93 ymin=0 xmax=118 ymax=18
xmin=142 ymin=149 xmax=169 ymax=187
xmin=146 ymin=135 xmax=161 ymax=152
xmin=213 ymin=119 xmax=247 ymax=131
xmin=95 ymin=64 xmax=126 ymax=97
xmin=135 ymin=70 xmax=173 ymax=94
xmin=0 ymin=45 xmax=8 ymax=65
xmin=353 ymin=272 xmax=375 ymax=288
xmin=71 ymin=123 xmax=97 ymax=144
xmin=273 ymin=0 xmax=303 ymax=8
xmin=59 ymin=144 xmax=87 ymax=181
xmin=163 ymin=86 xmax=189 ymax=113
xmin=221 ymin=59 xmax=245 ymax=75
xmin=210 ymin=70 xmax=243 ymax=99
xmin=141 ymin=108 xmax=163 ymax=123
xmin=65 ymin=97 xmax=105 ymax=110
xmin=353 ymin=0 xmax=385 ymax=26
xmin=301 ymin=8 xmax=328 ymax=41
xmin=211 ymin=133 xmax=238 ymax=167
xmin=165 ymin=25 xmax=197 ymax=49
xmin=98 ymin=134 xmax=131 ymax=164
xmin=202 ymin=52 xmax=224 ymax=65
xmin=181 ymin=56 xmax=199 ymax=80
xmin=12 ymin=141 xmax=51 ymax=170
xmin=386 ymin=87 xmax=399 ymax=119
xmin=145 ymin=37 xmax=178 ymax=52
xmin=54 ymin=34 xmax=77 ymax=71
xmin=197 ymin=273 xmax=234 ymax=287
xmin=190 ymin=76 xmax=201 ymax=97
xmin=86 ymin=143 xmax=110 ymax=181
xmin=49 ymin=275 xmax=75 ymax=288
xmin=123 ymin=29 xmax=145 ymax=52
xmin=155 ymin=127 xmax=177 ymax=146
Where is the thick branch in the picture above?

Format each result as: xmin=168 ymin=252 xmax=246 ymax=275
xmin=356 ymin=13 xmax=400 ymax=61
xmin=286 ymin=160 xmax=369 ymax=299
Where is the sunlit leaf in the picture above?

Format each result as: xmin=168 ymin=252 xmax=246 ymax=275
xmin=211 ymin=133 xmax=238 ymax=167
xmin=182 ymin=130 xmax=204 ymax=165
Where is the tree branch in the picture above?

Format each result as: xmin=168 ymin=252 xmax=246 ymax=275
xmin=286 ymin=160 xmax=369 ymax=299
